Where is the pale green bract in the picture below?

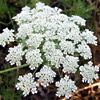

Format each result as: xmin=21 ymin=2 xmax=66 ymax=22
xmin=0 ymin=2 xmax=99 ymax=98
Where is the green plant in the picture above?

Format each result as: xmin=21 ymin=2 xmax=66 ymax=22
xmin=0 ymin=64 xmax=22 ymax=100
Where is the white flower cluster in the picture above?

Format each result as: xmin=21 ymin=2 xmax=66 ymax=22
xmin=43 ymin=41 xmax=55 ymax=54
xmin=63 ymin=55 xmax=79 ymax=73
xmin=80 ymin=61 xmax=99 ymax=84
xmin=76 ymin=41 xmax=92 ymax=59
xmin=0 ymin=28 xmax=14 ymax=47
xmin=5 ymin=44 xmax=24 ymax=66
xmin=70 ymin=15 xmax=86 ymax=26
xmin=12 ymin=6 xmax=32 ymax=25
xmin=46 ymin=49 xmax=64 ymax=68
xmin=56 ymin=75 xmax=77 ymax=98
xmin=16 ymin=73 xmax=37 ymax=96
xmin=60 ymin=40 xmax=75 ymax=55
xmin=36 ymin=65 xmax=56 ymax=87
xmin=26 ymin=34 xmax=43 ymax=48
xmin=16 ymin=23 xmax=33 ymax=39
xmin=81 ymin=29 xmax=97 ymax=45
xmin=25 ymin=49 xmax=43 ymax=70
xmin=0 ymin=2 xmax=99 ymax=98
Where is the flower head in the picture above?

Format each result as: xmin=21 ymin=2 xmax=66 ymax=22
xmin=5 ymin=44 xmax=24 ymax=66
xmin=25 ymin=49 xmax=43 ymax=70
xmin=56 ymin=75 xmax=77 ymax=98
xmin=36 ymin=65 xmax=56 ymax=87
xmin=63 ymin=55 xmax=79 ymax=73
xmin=16 ymin=73 xmax=37 ymax=96
xmin=80 ymin=61 xmax=99 ymax=84
xmin=0 ymin=28 xmax=14 ymax=47
xmin=0 ymin=2 xmax=99 ymax=99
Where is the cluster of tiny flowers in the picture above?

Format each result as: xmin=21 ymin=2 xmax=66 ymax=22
xmin=0 ymin=2 xmax=99 ymax=98
xmin=79 ymin=61 xmax=99 ymax=85
xmin=60 ymin=40 xmax=75 ymax=55
xmin=5 ymin=44 xmax=24 ymax=66
xmin=56 ymin=75 xmax=77 ymax=98
xmin=0 ymin=28 xmax=14 ymax=47
xmin=81 ymin=29 xmax=97 ymax=45
xmin=25 ymin=49 xmax=43 ymax=70
xmin=70 ymin=15 xmax=86 ymax=26
xmin=76 ymin=41 xmax=92 ymax=59
xmin=16 ymin=73 xmax=37 ymax=96
xmin=63 ymin=55 xmax=79 ymax=73
xmin=36 ymin=65 xmax=56 ymax=87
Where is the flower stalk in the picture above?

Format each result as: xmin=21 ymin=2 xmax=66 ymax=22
xmin=0 ymin=64 xmax=29 ymax=74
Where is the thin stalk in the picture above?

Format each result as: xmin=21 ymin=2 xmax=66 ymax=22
xmin=33 ymin=66 xmax=39 ymax=76
xmin=8 ymin=11 xmax=16 ymax=31
xmin=57 ymin=69 xmax=61 ymax=78
xmin=0 ymin=64 xmax=29 ymax=74
xmin=0 ymin=21 xmax=7 ymax=25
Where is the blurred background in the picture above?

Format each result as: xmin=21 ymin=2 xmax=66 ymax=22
xmin=0 ymin=0 xmax=100 ymax=100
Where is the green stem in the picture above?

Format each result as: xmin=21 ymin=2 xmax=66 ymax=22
xmin=33 ymin=66 xmax=39 ymax=76
xmin=0 ymin=64 xmax=29 ymax=74
xmin=0 ymin=21 xmax=7 ymax=25
xmin=8 ymin=11 xmax=16 ymax=31
xmin=57 ymin=69 xmax=61 ymax=78
xmin=0 ymin=20 xmax=14 ymax=26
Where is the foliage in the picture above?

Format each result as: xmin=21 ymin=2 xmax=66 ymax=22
xmin=0 ymin=64 xmax=22 ymax=100
xmin=61 ymin=0 xmax=95 ymax=19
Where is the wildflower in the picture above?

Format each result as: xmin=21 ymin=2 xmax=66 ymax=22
xmin=0 ymin=2 xmax=99 ymax=98
xmin=36 ymin=65 xmax=56 ymax=87
xmin=16 ymin=23 xmax=33 ymax=39
xmin=43 ymin=41 xmax=55 ymax=54
xmin=60 ymin=40 xmax=75 ymax=55
xmin=63 ymin=55 xmax=79 ymax=73
xmin=5 ymin=44 xmax=24 ymax=66
xmin=80 ymin=61 xmax=99 ymax=84
xmin=76 ymin=41 xmax=92 ymax=59
xmin=0 ymin=28 xmax=14 ymax=47
xmin=26 ymin=34 xmax=43 ymax=48
xmin=45 ymin=49 xmax=64 ymax=68
xmin=56 ymin=75 xmax=77 ymax=98
xmin=70 ymin=15 xmax=86 ymax=26
xmin=81 ymin=29 xmax=97 ymax=45
xmin=16 ymin=73 xmax=37 ymax=96
xmin=25 ymin=49 xmax=43 ymax=70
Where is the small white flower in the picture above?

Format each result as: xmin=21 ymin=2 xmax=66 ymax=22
xmin=56 ymin=31 xmax=68 ymax=41
xmin=68 ymin=30 xmax=81 ymax=44
xmin=63 ymin=55 xmax=79 ymax=73
xmin=36 ymin=2 xmax=45 ymax=9
xmin=22 ymin=6 xmax=30 ymax=11
xmin=5 ymin=44 xmax=24 ymax=66
xmin=36 ymin=65 xmax=56 ymax=87
xmin=43 ymin=41 xmax=55 ymax=54
xmin=25 ymin=49 xmax=43 ymax=70
xmin=26 ymin=34 xmax=43 ymax=48
xmin=16 ymin=23 xmax=33 ymax=39
xmin=60 ymin=40 xmax=75 ymax=55
xmin=79 ymin=61 xmax=99 ymax=84
xmin=32 ymin=18 xmax=46 ymax=32
xmin=16 ymin=73 xmax=37 ymax=97
xmin=70 ymin=15 xmax=86 ymax=26
xmin=76 ymin=41 xmax=92 ymax=59
xmin=81 ymin=29 xmax=97 ymax=45
xmin=0 ymin=28 xmax=14 ymax=47
xmin=56 ymin=75 xmax=77 ymax=98
xmin=45 ymin=49 xmax=64 ymax=68
xmin=12 ymin=7 xmax=32 ymax=25
xmin=43 ymin=30 xmax=56 ymax=41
